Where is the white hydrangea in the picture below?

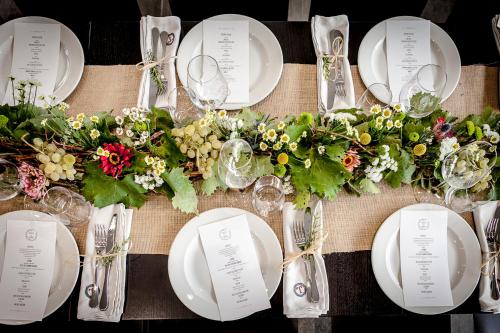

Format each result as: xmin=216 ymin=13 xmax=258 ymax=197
xmin=282 ymin=175 xmax=294 ymax=195
xmin=364 ymin=145 xmax=398 ymax=183
xmin=134 ymin=171 xmax=164 ymax=190
xmin=439 ymin=137 xmax=458 ymax=161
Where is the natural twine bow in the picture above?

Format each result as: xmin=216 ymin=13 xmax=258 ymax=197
xmin=481 ymin=248 xmax=500 ymax=276
xmin=136 ymin=55 xmax=177 ymax=72
xmin=79 ymin=239 xmax=132 ymax=268
xmin=321 ymin=36 xmax=344 ymax=81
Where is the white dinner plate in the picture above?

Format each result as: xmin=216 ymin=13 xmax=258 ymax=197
xmin=371 ymin=203 xmax=481 ymax=315
xmin=176 ymin=14 xmax=283 ymax=110
xmin=168 ymin=207 xmax=283 ymax=321
xmin=0 ymin=210 xmax=80 ymax=325
xmin=0 ymin=16 xmax=85 ymax=104
xmin=358 ymin=16 xmax=461 ymax=104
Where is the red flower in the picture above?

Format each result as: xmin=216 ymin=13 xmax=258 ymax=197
xmin=99 ymin=143 xmax=133 ymax=177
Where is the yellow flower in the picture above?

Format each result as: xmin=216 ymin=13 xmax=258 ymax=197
xmin=258 ymin=123 xmax=266 ymax=133
xmin=76 ymin=113 xmax=85 ymax=122
xmin=413 ymin=144 xmax=427 ymax=156
xmin=359 ymin=133 xmax=371 ymax=145
xmin=382 ymin=108 xmax=392 ymax=119
xmin=289 ymin=142 xmax=298 ymax=152
xmin=153 ymin=168 xmax=163 ymax=177
xmin=277 ymin=121 xmax=286 ymax=130
xmin=280 ymin=134 xmax=290 ymax=144
xmin=90 ymin=115 xmax=99 ymax=123
xmin=72 ymin=121 xmax=82 ymax=130
xmin=266 ymin=129 xmax=277 ymax=142
xmin=90 ymin=129 xmax=100 ymax=139
xmin=96 ymin=147 xmax=105 ymax=156
xmin=452 ymin=142 xmax=460 ymax=150
xmin=145 ymin=156 xmax=155 ymax=165
xmin=259 ymin=142 xmax=268 ymax=151
xmin=375 ymin=123 xmax=383 ymax=130
xmin=304 ymin=159 xmax=311 ymax=169
xmin=394 ymin=120 xmax=403 ymax=128
xmin=157 ymin=160 xmax=166 ymax=169
xmin=393 ymin=103 xmax=402 ymax=112
xmin=217 ymin=110 xmax=227 ymax=118
xmin=277 ymin=152 xmax=289 ymax=165
xmin=370 ymin=104 xmax=381 ymax=114
xmin=273 ymin=142 xmax=283 ymax=150
xmin=386 ymin=120 xmax=394 ymax=130
xmin=375 ymin=116 xmax=384 ymax=125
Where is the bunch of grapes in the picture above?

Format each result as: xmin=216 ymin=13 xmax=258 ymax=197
xmin=171 ymin=120 xmax=223 ymax=179
xmin=32 ymin=138 xmax=77 ymax=181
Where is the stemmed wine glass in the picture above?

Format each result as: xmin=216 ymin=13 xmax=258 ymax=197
xmin=166 ymin=86 xmax=204 ymax=127
xmin=399 ymin=64 xmax=447 ymax=118
xmin=218 ymin=139 xmax=257 ymax=190
xmin=187 ymin=55 xmax=229 ymax=110
xmin=356 ymin=83 xmax=392 ymax=111
xmin=0 ymin=159 xmax=21 ymax=201
xmin=441 ymin=141 xmax=496 ymax=212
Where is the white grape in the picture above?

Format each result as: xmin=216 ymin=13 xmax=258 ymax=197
xmin=180 ymin=144 xmax=188 ymax=154
xmin=51 ymin=153 xmax=62 ymax=163
xmin=49 ymin=172 xmax=60 ymax=181
xmin=33 ymin=138 xmax=43 ymax=148
xmin=44 ymin=162 xmax=56 ymax=174
xmin=187 ymin=149 xmax=196 ymax=159
xmin=46 ymin=143 xmax=57 ymax=152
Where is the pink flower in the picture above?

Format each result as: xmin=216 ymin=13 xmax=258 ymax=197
xmin=433 ymin=117 xmax=453 ymax=141
xmin=342 ymin=150 xmax=361 ymax=172
xmin=99 ymin=143 xmax=133 ymax=178
xmin=18 ymin=162 xmax=46 ymax=200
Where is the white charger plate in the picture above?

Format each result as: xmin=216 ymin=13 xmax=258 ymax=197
xmin=0 ymin=210 xmax=80 ymax=325
xmin=358 ymin=16 xmax=461 ymax=104
xmin=371 ymin=203 xmax=480 ymax=314
xmin=0 ymin=16 xmax=85 ymax=104
xmin=176 ymin=14 xmax=283 ymax=110
xmin=168 ymin=207 xmax=283 ymax=321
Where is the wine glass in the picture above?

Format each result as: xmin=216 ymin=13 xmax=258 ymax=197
xmin=252 ymin=175 xmax=285 ymax=217
xmin=356 ymin=83 xmax=392 ymax=111
xmin=0 ymin=159 xmax=21 ymax=201
xmin=218 ymin=139 xmax=256 ymax=190
xmin=187 ymin=55 xmax=229 ymax=110
xmin=441 ymin=141 xmax=496 ymax=212
xmin=166 ymin=86 xmax=204 ymax=127
xmin=399 ymin=64 xmax=447 ymax=118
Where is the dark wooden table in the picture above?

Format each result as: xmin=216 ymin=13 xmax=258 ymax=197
xmin=2 ymin=19 xmax=499 ymax=333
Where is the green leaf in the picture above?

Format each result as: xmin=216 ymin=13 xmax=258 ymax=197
xmin=410 ymin=92 xmax=440 ymax=115
xmin=285 ymin=124 xmax=309 ymax=142
xmin=236 ymin=107 xmax=258 ymax=129
xmin=201 ymin=162 xmax=227 ymax=196
xmin=293 ymin=191 xmax=310 ymax=209
xmin=325 ymin=144 xmax=346 ymax=162
xmin=254 ymin=155 xmax=274 ymax=178
xmin=385 ymin=149 xmax=416 ymax=188
xmin=150 ymin=134 xmax=185 ymax=168
xmin=150 ymin=106 xmax=174 ymax=131
xmin=82 ymin=163 xmax=147 ymax=208
xmin=163 ymin=167 xmax=198 ymax=214
xmin=359 ymin=178 xmax=380 ymax=194
xmin=0 ymin=115 xmax=8 ymax=128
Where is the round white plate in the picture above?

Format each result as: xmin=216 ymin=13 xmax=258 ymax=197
xmin=176 ymin=14 xmax=283 ymax=110
xmin=168 ymin=207 xmax=283 ymax=321
xmin=371 ymin=203 xmax=480 ymax=315
xmin=358 ymin=16 xmax=461 ymax=104
xmin=0 ymin=16 xmax=85 ymax=104
xmin=0 ymin=210 xmax=80 ymax=325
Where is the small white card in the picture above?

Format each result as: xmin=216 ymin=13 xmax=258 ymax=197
xmin=0 ymin=219 xmax=57 ymax=321
xmin=202 ymin=20 xmax=249 ymax=104
xmin=386 ymin=20 xmax=431 ymax=103
xmin=400 ymin=210 xmax=453 ymax=307
xmin=198 ymin=214 xmax=270 ymax=321
xmin=3 ymin=23 xmax=61 ymax=106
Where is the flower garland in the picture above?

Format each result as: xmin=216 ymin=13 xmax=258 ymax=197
xmin=1 ymin=84 xmax=499 ymax=214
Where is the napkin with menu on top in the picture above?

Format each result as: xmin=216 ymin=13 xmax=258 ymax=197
xmin=137 ymin=16 xmax=181 ymax=109
xmin=283 ymin=200 xmax=329 ymax=318
xmin=311 ymin=15 xmax=355 ymax=114
xmin=77 ymin=204 xmax=133 ymax=322
xmin=473 ymin=201 xmax=500 ymax=313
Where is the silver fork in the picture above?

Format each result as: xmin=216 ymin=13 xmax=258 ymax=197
xmin=331 ymin=31 xmax=346 ymax=98
xmin=292 ymin=216 xmax=315 ymax=302
xmin=335 ymin=63 xmax=346 ymax=97
xmin=88 ymin=224 xmax=108 ymax=308
xmin=486 ymin=216 xmax=500 ymax=300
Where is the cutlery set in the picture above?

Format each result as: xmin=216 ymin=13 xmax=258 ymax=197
xmin=148 ymin=27 xmax=175 ymax=108
xmin=325 ymin=29 xmax=346 ymax=111
xmin=486 ymin=207 xmax=500 ymax=300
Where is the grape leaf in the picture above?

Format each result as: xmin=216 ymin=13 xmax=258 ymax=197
xmin=359 ymin=178 xmax=380 ymax=194
xmin=163 ymin=167 xmax=198 ymax=214
xmin=325 ymin=144 xmax=346 ymax=162
xmin=254 ymin=155 xmax=274 ymax=178
xmin=201 ymin=162 xmax=227 ymax=196
xmin=385 ymin=149 xmax=416 ymax=188
xmin=293 ymin=191 xmax=310 ymax=209
xmin=285 ymin=124 xmax=309 ymax=142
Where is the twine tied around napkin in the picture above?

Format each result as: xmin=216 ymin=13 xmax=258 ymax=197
xmin=79 ymin=238 xmax=131 ymax=268
xmin=481 ymin=248 xmax=500 ymax=275
xmin=321 ymin=36 xmax=344 ymax=81
xmin=135 ymin=55 xmax=177 ymax=72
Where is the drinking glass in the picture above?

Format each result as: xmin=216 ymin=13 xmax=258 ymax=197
xmin=187 ymin=55 xmax=229 ymax=110
xmin=356 ymin=83 xmax=392 ymax=111
xmin=0 ymin=159 xmax=21 ymax=201
xmin=399 ymin=64 xmax=447 ymax=118
xmin=218 ymin=139 xmax=256 ymax=190
xmin=166 ymin=86 xmax=204 ymax=127
xmin=441 ymin=141 xmax=496 ymax=212
xmin=252 ymin=175 xmax=285 ymax=217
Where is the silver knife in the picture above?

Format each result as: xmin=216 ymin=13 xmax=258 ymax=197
xmin=325 ymin=29 xmax=340 ymax=111
xmin=304 ymin=206 xmax=320 ymax=303
xmin=148 ymin=28 xmax=160 ymax=108
xmin=99 ymin=214 xmax=117 ymax=311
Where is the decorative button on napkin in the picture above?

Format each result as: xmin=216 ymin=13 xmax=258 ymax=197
xmin=0 ymin=219 xmax=57 ymax=321
xmin=282 ymin=200 xmax=329 ymax=318
xmin=400 ymin=210 xmax=453 ymax=307
xmin=198 ymin=214 xmax=270 ymax=321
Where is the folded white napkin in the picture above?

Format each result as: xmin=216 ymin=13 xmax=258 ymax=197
xmin=283 ymin=200 xmax=329 ymax=318
xmin=77 ymin=204 xmax=133 ymax=322
xmin=311 ymin=15 xmax=355 ymax=114
xmin=137 ymin=16 xmax=181 ymax=109
xmin=473 ymin=201 xmax=500 ymax=313
xmin=493 ymin=15 xmax=500 ymax=55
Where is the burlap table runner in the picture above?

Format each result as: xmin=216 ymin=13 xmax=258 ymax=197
xmin=1 ymin=64 xmax=498 ymax=255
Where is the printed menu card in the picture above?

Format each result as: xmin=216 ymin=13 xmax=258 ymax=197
xmin=198 ymin=214 xmax=270 ymax=321
xmin=386 ymin=20 xmax=431 ymax=102
xmin=0 ymin=220 xmax=57 ymax=321
xmin=3 ymin=23 xmax=61 ymax=106
xmin=400 ymin=210 xmax=453 ymax=307
xmin=202 ymin=20 xmax=249 ymax=104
